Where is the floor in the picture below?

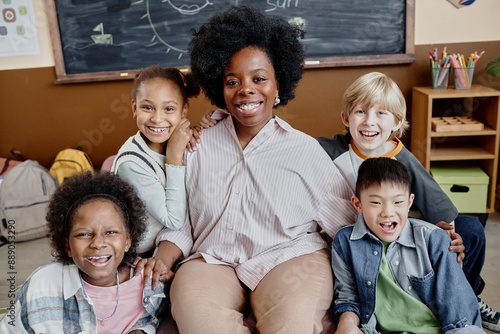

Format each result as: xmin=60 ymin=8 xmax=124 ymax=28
xmin=1 ymin=211 xmax=500 ymax=333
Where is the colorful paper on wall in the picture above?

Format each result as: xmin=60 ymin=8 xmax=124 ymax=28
xmin=447 ymin=0 xmax=476 ymax=8
xmin=0 ymin=0 xmax=39 ymax=57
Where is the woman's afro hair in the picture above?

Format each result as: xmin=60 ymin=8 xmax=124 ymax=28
xmin=188 ymin=5 xmax=305 ymax=109
xmin=45 ymin=171 xmax=147 ymax=266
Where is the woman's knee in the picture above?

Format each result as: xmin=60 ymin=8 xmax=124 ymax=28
xmin=169 ymin=259 xmax=250 ymax=333
xmin=251 ymin=250 xmax=333 ymax=333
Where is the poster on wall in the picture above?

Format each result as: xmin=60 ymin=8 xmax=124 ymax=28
xmin=447 ymin=0 xmax=476 ymax=8
xmin=0 ymin=0 xmax=39 ymax=57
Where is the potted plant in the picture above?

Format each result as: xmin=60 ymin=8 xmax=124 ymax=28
xmin=486 ymin=57 xmax=500 ymax=77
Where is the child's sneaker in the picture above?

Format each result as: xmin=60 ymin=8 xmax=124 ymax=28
xmin=478 ymin=297 xmax=500 ymax=332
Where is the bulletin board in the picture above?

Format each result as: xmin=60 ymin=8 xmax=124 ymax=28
xmin=46 ymin=0 xmax=415 ymax=84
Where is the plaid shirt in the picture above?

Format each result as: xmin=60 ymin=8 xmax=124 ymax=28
xmin=0 ymin=261 xmax=165 ymax=334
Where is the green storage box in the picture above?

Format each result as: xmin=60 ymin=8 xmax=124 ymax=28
xmin=430 ymin=163 xmax=489 ymax=213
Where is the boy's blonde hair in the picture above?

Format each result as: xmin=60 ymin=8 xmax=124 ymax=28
xmin=342 ymin=72 xmax=409 ymax=140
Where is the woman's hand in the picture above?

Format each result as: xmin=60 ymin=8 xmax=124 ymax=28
xmin=335 ymin=312 xmax=363 ymax=334
xmin=132 ymin=256 xmax=174 ymax=290
xmin=186 ymin=110 xmax=218 ymax=153
xmin=436 ymin=221 xmax=465 ymax=267
xmin=166 ymin=117 xmax=192 ymax=165
xmin=199 ymin=110 xmax=217 ymax=129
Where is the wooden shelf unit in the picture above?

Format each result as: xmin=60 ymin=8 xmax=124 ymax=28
xmin=411 ymin=85 xmax=500 ymax=213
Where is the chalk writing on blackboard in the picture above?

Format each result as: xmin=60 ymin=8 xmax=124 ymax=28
xmin=47 ymin=0 xmax=415 ymax=83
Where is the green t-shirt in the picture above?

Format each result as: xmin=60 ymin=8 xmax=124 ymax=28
xmin=375 ymin=241 xmax=442 ymax=333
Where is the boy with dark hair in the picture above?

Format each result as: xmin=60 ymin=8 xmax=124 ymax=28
xmin=332 ymin=157 xmax=484 ymax=333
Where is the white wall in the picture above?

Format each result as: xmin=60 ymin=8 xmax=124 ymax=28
xmin=414 ymin=0 xmax=500 ymax=44
xmin=1 ymin=0 xmax=499 ymax=71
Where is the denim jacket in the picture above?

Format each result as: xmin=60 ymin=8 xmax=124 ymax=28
xmin=331 ymin=215 xmax=484 ymax=333
xmin=0 ymin=261 xmax=165 ymax=334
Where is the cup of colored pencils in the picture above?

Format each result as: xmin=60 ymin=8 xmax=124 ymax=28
xmin=430 ymin=46 xmax=450 ymax=89
xmin=450 ymin=51 xmax=484 ymax=89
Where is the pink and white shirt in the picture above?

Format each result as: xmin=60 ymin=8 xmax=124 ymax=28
xmin=157 ymin=112 xmax=357 ymax=290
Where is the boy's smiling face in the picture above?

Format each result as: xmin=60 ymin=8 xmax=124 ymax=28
xmin=352 ymin=181 xmax=414 ymax=243
xmin=342 ymin=103 xmax=403 ymax=157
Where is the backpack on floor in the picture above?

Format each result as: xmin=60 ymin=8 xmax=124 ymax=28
xmin=0 ymin=158 xmax=22 ymax=177
xmin=49 ymin=147 xmax=94 ymax=185
xmin=0 ymin=160 xmax=58 ymax=243
xmin=0 ymin=148 xmax=26 ymax=177
xmin=100 ymin=155 xmax=116 ymax=172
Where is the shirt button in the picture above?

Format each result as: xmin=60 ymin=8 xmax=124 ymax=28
xmin=393 ymin=260 xmax=399 ymax=266
xmin=367 ymin=281 xmax=372 ymax=286
xmin=373 ymin=251 xmax=378 ymax=256
xmin=143 ymin=296 xmax=150 ymax=303
xmin=366 ymin=314 xmax=370 ymax=319
xmin=235 ymin=189 xmax=240 ymax=194
xmin=228 ymin=224 xmax=234 ymax=230
xmin=408 ymin=286 xmax=413 ymax=291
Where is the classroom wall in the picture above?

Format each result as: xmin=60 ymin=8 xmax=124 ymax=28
xmin=1 ymin=1 xmax=500 ymax=169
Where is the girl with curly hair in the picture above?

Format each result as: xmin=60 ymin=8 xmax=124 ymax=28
xmin=150 ymin=6 xmax=357 ymax=333
xmin=112 ymin=66 xmax=200 ymax=256
xmin=0 ymin=172 xmax=166 ymax=334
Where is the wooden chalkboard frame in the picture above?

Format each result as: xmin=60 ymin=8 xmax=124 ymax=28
xmin=46 ymin=0 xmax=415 ymax=84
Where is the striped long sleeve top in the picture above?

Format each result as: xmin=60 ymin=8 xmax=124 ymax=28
xmin=157 ymin=112 xmax=357 ymax=290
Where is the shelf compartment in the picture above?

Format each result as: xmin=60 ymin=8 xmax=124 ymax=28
xmin=430 ymin=146 xmax=495 ymax=161
xmin=411 ymin=85 xmax=500 ymax=213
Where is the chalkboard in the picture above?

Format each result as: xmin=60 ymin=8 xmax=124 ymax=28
xmin=46 ymin=0 xmax=415 ymax=84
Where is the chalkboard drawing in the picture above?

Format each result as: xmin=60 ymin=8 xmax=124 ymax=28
xmin=163 ymin=0 xmax=214 ymax=15
xmin=139 ymin=0 xmax=218 ymax=59
xmin=288 ymin=17 xmax=306 ymax=31
xmin=91 ymin=23 xmax=113 ymax=45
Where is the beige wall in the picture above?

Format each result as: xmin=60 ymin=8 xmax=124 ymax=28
xmin=1 ymin=0 xmax=500 ymax=71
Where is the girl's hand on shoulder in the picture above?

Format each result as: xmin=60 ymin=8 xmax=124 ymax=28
xmin=166 ymin=118 xmax=192 ymax=165
xmin=187 ymin=125 xmax=203 ymax=153
xmin=133 ymin=256 xmax=174 ymax=290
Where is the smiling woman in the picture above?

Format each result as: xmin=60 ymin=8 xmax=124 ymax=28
xmin=222 ymin=47 xmax=280 ymax=148
xmin=153 ymin=6 xmax=359 ymax=334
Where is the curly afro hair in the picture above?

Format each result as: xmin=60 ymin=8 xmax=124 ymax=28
xmin=189 ymin=5 xmax=305 ymax=109
xmin=45 ymin=171 xmax=147 ymax=266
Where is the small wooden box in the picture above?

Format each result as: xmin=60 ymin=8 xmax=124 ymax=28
xmin=431 ymin=117 xmax=484 ymax=132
